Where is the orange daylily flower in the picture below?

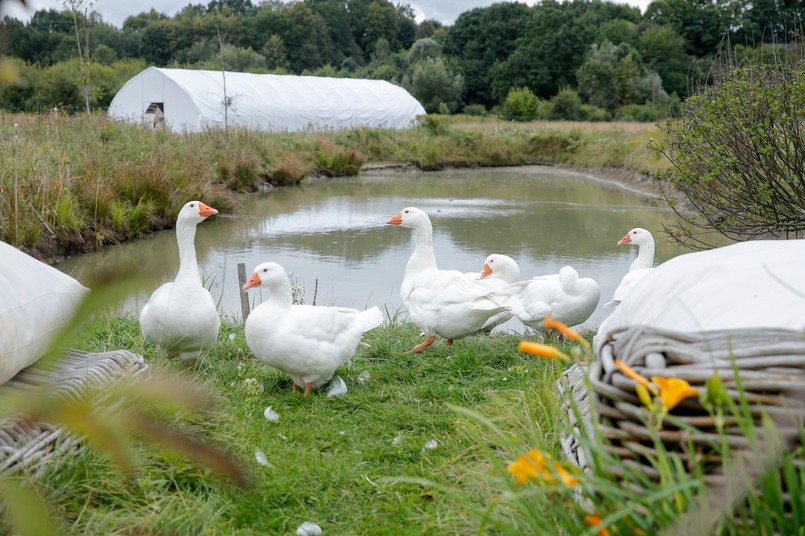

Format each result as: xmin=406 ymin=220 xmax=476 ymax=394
xmin=614 ymin=358 xmax=659 ymax=395
xmin=518 ymin=341 xmax=570 ymax=361
xmin=507 ymin=449 xmax=579 ymax=487
xmin=651 ymin=376 xmax=698 ymax=412
xmin=585 ymin=515 xmax=611 ymax=536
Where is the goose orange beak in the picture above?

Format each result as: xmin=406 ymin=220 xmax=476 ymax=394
xmin=199 ymin=202 xmax=219 ymax=218
xmin=617 ymin=233 xmax=631 ymax=245
xmin=242 ymin=273 xmax=261 ymax=290
xmin=386 ymin=213 xmax=402 ymax=225
xmin=481 ymin=263 xmax=492 ymax=279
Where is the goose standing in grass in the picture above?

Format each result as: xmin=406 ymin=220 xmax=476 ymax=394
xmin=386 ymin=207 xmax=518 ymax=352
xmin=140 ymin=201 xmax=220 ymax=363
xmin=481 ymin=254 xmax=600 ymax=331
xmin=243 ymin=262 xmax=384 ymax=396
xmin=605 ymin=227 xmax=655 ymax=308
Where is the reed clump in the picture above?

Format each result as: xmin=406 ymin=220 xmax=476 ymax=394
xmin=0 ymin=112 xmax=666 ymax=261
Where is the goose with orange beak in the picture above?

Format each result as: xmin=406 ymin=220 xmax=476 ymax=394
xmin=605 ymin=227 xmax=655 ymax=307
xmin=140 ymin=201 xmax=221 ymax=364
xmin=242 ymin=262 xmax=383 ymax=396
xmin=481 ymin=254 xmax=600 ymax=331
xmin=386 ymin=207 xmax=518 ymax=352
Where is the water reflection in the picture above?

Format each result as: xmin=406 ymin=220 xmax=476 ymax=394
xmin=56 ymin=166 xmax=689 ymax=331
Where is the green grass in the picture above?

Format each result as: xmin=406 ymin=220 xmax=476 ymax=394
xmin=5 ymin=310 xmax=804 ymax=535
xmin=31 ymin=313 xmax=569 ymax=534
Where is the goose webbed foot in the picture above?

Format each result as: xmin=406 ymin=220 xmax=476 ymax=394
xmin=411 ymin=336 xmax=436 ymax=353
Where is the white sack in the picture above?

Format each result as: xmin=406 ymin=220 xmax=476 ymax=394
xmin=0 ymin=242 xmax=88 ymax=384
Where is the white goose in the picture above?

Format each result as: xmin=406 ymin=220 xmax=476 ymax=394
xmin=140 ymin=201 xmax=221 ymax=363
xmin=386 ymin=207 xmax=518 ymax=352
xmin=605 ymin=227 xmax=655 ymax=308
xmin=243 ymin=262 xmax=384 ymax=396
xmin=481 ymin=254 xmax=600 ymax=331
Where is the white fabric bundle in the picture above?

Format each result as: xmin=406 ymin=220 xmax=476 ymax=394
xmin=0 ymin=241 xmax=88 ymax=384
xmin=595 ymin=239 xmax=805 ymax=354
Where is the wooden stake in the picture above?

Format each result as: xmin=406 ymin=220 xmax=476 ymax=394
xmin=237 ymin=262 xmax=250 ymax=322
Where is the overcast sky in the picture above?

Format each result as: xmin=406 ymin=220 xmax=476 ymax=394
xmin=2 ymin=0 xmax=651 ymax=28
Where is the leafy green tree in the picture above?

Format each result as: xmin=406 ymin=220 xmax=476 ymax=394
xmin=348 ymin=0 xmax=414 ymax=61
xmin=644 ymin=0 xmax=729 ymax=58
xmin=217 ymin=44 xmax=265 ymax=72
xmin=597 ymin=18 xmax=638 ymax=47
xmin=364 ymin=1 xmax=400 ymax=53
xmin=407 ymin=38 xmax=439 ymax=64
xmin=278 ymin=3 xmax=335 ymax=72
xmin=138 ymin=20 xmax=177 ymax=65
xmin=630 ymin=70 xmax=670 ymax=108
xmin=407 ymin=58 xmax=462 ymax=113
xmin=729 ymin=0 xmax=803 ymax=45
xmin=92 ymin=43 xmax=118 ymax=65
xmin=262 ymin=34 xmax=288 ymax=71
xmin=550 ymin=87 xmax=582 ymax=119
xmin=637 ymin=25 xmax=691 ymax=97
xmin=169 ymin=5 xmax=212 ymax=60
xmin=89 ymin=61 xmax=119 ymax=107
xmin=613 ymin=51 xmax=641 ymax=103
xmin=121 ymin=8 xmax=170 ymax=32
xmin=415 ymin=19 xmax=442 ymax=40
xmin=366 ymin=63 xmax=398 ymax=81
xmin=27 ymin=60 xmax=83 ymax=112
xmin=442 ymin=2 xmax=531 ymax=108
xmin=206 ymin=0 xmax=255 ymax=15
xmin=576 ymin=40 xmax=619 ymax=111
xmin=6 ymin=10 xmax=73 ymax=65
xmin=491 ymin=0 xmax=629 ymax=102
xmin=502 ymin=86 xmax=540 ymax=121
xmin=306 ymin=0 xmax=363 ymax=67
xmin=395 ymin=3 xmax=417 ymax=51
xmin=654 ymin=58 xmax=805 ymax=248
xmin=371 ymin=37 xmax=392 ymax=64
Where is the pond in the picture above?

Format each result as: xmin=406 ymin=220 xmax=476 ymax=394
xmin=56 ymin=166 xmax=689 ymax=332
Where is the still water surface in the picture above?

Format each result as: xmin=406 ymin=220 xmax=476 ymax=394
xmin=56 ymin=166 xmax=689 ymax=332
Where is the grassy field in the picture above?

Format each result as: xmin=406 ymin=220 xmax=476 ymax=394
xmin=30 ymin=313 xmax=568 ymax=534
xmin=20 ymin=303 xmax=802 ymax=535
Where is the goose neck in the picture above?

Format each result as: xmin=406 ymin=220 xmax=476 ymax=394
xmin=405 ymin=221 xmax=438 ymax=275
xmin=175 ymin=220 xmax=201 ymax=283
xmin=269 ymin=278 xmax=294 ymax=309
xmin=631 ymin=241 xmax=655 ymax=271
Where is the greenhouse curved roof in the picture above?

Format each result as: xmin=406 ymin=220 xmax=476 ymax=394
xmin=108 ymin=67 xmax=425 ymax=133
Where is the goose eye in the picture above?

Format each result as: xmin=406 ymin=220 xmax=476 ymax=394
xmin=404 ymin=210 xmax=409 ymax=213
xmin=190 ymin=203 xmax=195 ymax=208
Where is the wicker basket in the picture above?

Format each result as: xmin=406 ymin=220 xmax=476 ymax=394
xmin=0 ymin=349 xmax=148 ymax=477
xmin=558 ymin=325 xmax=805 ymax=485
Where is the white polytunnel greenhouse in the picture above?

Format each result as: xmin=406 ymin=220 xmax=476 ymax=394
xmin=107 ymin=67 xmax=426 ymax=134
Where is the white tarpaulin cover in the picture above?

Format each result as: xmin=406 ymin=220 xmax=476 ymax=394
xmin=595 ymin=239 xmax=805 ymax=353
xmin=0 ymin=242 xmax=88 ymax=385
xmin=108 ymin=67 xmax=426 ymax=134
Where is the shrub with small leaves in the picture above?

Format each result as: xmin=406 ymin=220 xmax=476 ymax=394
xmin=654 ymin=53 xmax=805 ymax=249
xmin=502 ymin=87 xmax=541 ymax=121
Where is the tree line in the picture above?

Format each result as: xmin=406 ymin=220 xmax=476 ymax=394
xmin=0 ymin=0 xmax=802 ymax=121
